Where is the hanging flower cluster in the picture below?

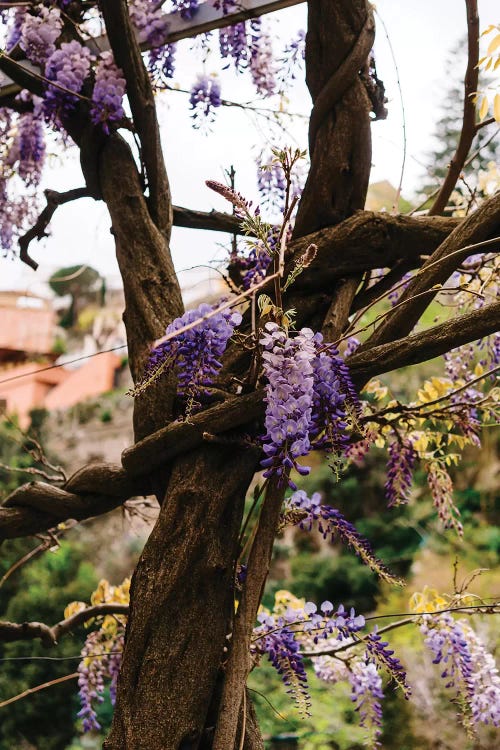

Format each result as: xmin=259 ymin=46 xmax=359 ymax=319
xmin=19 ymin=7 xmax=62 ymax=66
xmin=44 ymin=40 xmax=93 ymax=121
xmin=384 ymin=437 xmax=416 ymax=507
xmin=132 ymin=301 xmax=242 ymax=409
xmin=170 ymin=0 xmax=200 ymax=20
xmin=130 ymin=0 xmax=170 ymax=46
xmin=90 ymin=52 xmax=127 ymax=133
xmin=253 ymin=598 xmax=365 ymax=715
xmin=67 ymin=579 xmax=129 ymax=733
xmin=189 ymin=74 xmax=222 ymax=126
xmin=284 ymin=490 xmax=401 ymax=584
xmin=260 ymin=323 xmax=358 ymax=487
xmin=421 ymin=612 xmax=500 ymax=728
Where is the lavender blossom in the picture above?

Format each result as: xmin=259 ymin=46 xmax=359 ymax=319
xmin=253 ymin=600 xmax=365 ymax=714
xmin=133 ymin=302 xmax=241 ymax=409
xmin=148 ymin=43 xmax=177 ymax=85
xmin=171 ymin=0 xmax=200 ymax=20
xmin=384 ymin=437 xmax=416 ymax=507
xmin=6 ymin=7 xmax=25 ymax=50
xmin=77 ymin=631 xmax=108 ymax=733
xmin=130 ymin=0 xmax=169 ymax=46
xmin=189 ymin=74 xmax=222 ymax=126
xmin=366 ymin=629 xmax=411 ymax=696
xmin=219 ymin=22 xmax=248 ymax=71
xmin=239 ymin=242 xmax=272 ymax=289
xmin=257 ymin=158 xmax=287 ymax=211
xmin=212 ymin=0 xmax=237 ymax=13
xmin=249 ymin=21 xmax=277 ymax=96
xmin=20 ymin=7 xmax=62 ymax=66
xmin=277 ymin=30 xmax=306 ymax=88
xmin=388 ymin=272 xmax=412 ymax=306
xmin=285 ymin=490 xmax=401 ymax=584
xmin=44 ymin=40 xmax=93 ymax=122
xmin=349 ymin=660 xmax=384 ymax=745
xmin=426 ymin=461 xmax=463 ymax=535
xmin=420 ymin=613 xmax=500 ymax=727
xmin=90 ymin=52 xmax=126 ymax=133
xmin=260 ymin=324 xmax=316 ymax=487
xmin=17 ymin=105 xmax=46 ymax=186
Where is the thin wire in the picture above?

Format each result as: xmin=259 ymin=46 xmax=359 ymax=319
xmin=0 ymin=344 xmax=127 ymax=387
xmin=0 ymin=651 xmax=123 ymax=663
xmin=374 ymin=8 xmax=407 ymax=213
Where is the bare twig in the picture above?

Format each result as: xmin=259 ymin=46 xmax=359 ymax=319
xmin=429 ymin=0 xmax=479 ymax=215
xmin=18 ymin=187 xmax=90 ymax=270
xmin=0 ymin=604 xmax=130 ymax=646
xmin=0 ymin=673 xmax=79 ymax=710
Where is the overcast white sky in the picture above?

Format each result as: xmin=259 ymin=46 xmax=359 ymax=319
xmin=1 ymin=0 xmax=498 ymax=295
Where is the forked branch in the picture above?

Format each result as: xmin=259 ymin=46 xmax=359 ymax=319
xmin=19 ymin=187 xmax=91 ymax=270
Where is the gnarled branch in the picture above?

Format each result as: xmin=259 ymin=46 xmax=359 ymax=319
xmin=0 ymin=604 xmax=130 ymax=647
xmin=19 ymin=187 xmax=90 ymax=270
xmin=2 ymin=299 xmax=497 ymax=544
xmin=360 ymin=191 xmax=500 ymax=349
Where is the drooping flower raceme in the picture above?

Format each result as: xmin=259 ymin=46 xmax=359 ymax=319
xmin=17 ymin=105 xmax=46 ymax=186
xmin=129 ymin=0 xmax=169 ymax=46
xmin=171 ymin=0 xmax=200 ymax=20
xmin=253 ymin=600 xmax=365 ymax=715
xmin=260 ymin=324 xmax=316 ymax=486
xmin=219 ymin=22 xmax=248 ymax=71
xmin=90 ymin=52 xmax=126 ymax=133
xmin=44 ymin=40 xmax=93 ymax=122
xmin=19 ymin=7 xmax=62 ymax=66
xmin=284 ymin=490 xmax=401 ymax=584
xmin=348 ymin=660 xmax=384 ymax=744
xmin=148 ymin=43 xmax=177 ymax=85
xmin=421 ymin=613 xmax=500 ymax=728
xmin=189 ymin=74 xmax=222 ymax=125
xmin=249 ymin=19 xmax=277 ymax=96
xmin=133 ymin=302 xmax=242 ymax=409
xmin=260 ymin=324 xmax=358 ymax=486
xmin=384 ymin=437 xmax=416 ymax=507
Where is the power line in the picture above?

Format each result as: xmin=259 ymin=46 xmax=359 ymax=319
xmin=0 ymin=345 xmax=127 ymax=387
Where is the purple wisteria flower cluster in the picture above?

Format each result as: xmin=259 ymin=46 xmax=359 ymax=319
xmin=426 ymin=460 xmax=463 ymax=535
xmin=421 ymin=613 xmax=500 ymax=728
xmin=189 ymin=74 xmax=222 ymax=126
xmin=148 ymin=43 xmax=177 ymax=86
xmin=16 ymin=106 xmax=46 ymax=186
xmin=349 ymin=660 xmax=384 ymax=744
xmin=260 ymin=324 xmax=358 ymax=487
xmin=260 ymin=325 xmax=316 ymax=486
xmin=212 ymin=0 xmax=238 ymax=13
xmin=220 ymin=22 xmax=249 ymax=71
xmin=90 ymin=52 xmax=126 ymax=133
xmin=77 ymin=630 xmax=123 ymax=732
xmin=133 ymin=302 xmax=242 ymax=409
xmin=285 ymin=491 xmax=401 ymax=584
xmin=253 ymin=600 xmax=365 ymax=714
xmin=171 ymin=0 xmax=200 ymax=20
xmin=130 ymin=0 xmax=169 ymax=46
xmin=19 ymin=7 xmax=62 ymax=67
xmin=313 ymin=654 xmax=385 ymax=746
xmin=44 ymin=40 xmax=93 ymax=122
xmin=384 ymin=437 xmax=416 ymax=507
xmin=249 ymin=19 xmax=277 ymax=96
xmin=366 ymin=630 xmax=411 ymax=696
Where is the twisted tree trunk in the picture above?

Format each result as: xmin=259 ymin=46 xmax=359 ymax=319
xmin=104 ymin=1 xmax=376 ymax=748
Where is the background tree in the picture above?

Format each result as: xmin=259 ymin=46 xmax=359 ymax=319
xmin=0 ymin=2 xmax=499 ymax=750
xmin=48 ymin=265 xmax=102 ymax=328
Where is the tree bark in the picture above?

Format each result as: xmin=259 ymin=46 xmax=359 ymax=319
xmin=103 ymin=445 xmax=259 ymax=749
